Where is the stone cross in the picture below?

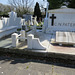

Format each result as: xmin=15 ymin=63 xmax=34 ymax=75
xmin=50 ymin=14 xmax=56 ymax=26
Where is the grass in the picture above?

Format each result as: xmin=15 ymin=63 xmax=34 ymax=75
xmin=17 ymin=28 xmax=21 ymax=31
xmin=36 ymin=28 xmax=42 ymax=30
xmin=26 ymin=66 xmax=29 ymax=69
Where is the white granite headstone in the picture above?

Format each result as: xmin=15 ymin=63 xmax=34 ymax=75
xmin=44 ymin=6 xmax=75 ymax=33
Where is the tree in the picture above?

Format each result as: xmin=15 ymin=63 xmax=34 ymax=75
xmin=47 ymin=0 xmax=63 ymax=9
xmin=8 ymin=0 xmax=34 ymax=16
xmin=68 ymin=0 xmax=75 ymax=8
xmin=34 ymin=2 xmax=41 ymax=21
xmin=0 ymin=3 xmax=14 ymax=16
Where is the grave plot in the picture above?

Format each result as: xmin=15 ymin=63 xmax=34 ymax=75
xmin=0 ymin=11 xmax=25 ymax=39
xmin=0 ymin=5 xmax=75 ymax=55
xmin=0 ymin=27 xmax=51 ymax=50
xmin=42 ymin=6 xmax=75 ymax=34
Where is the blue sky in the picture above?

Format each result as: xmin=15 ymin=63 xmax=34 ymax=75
xmin=0 ymin=0 xmax=47 ymax=8
xmin=0 ymin=0 xmax=41 ymax=5
xmin=0 ymin=0 xmax=47 ymax=5
xmin=0 ymin=0 xmax=8 ymax=5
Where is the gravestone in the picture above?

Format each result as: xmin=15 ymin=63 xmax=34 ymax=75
xmin=32 ymin=16 xmax=38 ymax=25
xmin=9 ymin=11 xmax=21 ymax=28
xmin=23 ymin=14 xmax=32 ymax=21
xmin=0 ymin=11 xmax=25 ymax=39
xmin=9 ymin=11 xmax=17 ymax=19
xmin=43 ymin=6 xmax=75 ymax=33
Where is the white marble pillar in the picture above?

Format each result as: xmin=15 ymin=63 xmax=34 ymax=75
xmin=12 ymin=33 xmax=19 ymax=47
xmin=20 ymin=30 xmax=25 ymax=41
xmin=27 ymin=34 xmax=34 ymax=49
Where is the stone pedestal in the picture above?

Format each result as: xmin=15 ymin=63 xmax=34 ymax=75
xmin=12 ymin=33 xmax=19 ymax=47
xmin=27 ymin=34 xmax=34 ymax=49
xmin=20 ymin=30 xmax=25 ymax=41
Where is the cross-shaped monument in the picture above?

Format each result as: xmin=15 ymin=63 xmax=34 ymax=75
xmin=50 ymin=14 xmax=56 ymax=26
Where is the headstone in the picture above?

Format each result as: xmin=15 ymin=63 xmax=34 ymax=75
xmin=33 ymin=16 xmax=38 ymax=25
xmin=43 ymin=6 xmax=75 ymax=33
xmin=21 ymin=19 xmax=25 ymax=25
xmin=9 ymin=11 xmax=22 ymax=28
xmin=23 ymin=14 xmax=32 ymax=21
xmin=0 ymin=20 xmax=3 ymax=29
xmin=9 ymin=11 xmax=17 ymax=20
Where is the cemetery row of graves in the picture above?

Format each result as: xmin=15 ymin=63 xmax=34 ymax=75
xmin=0 ymin=6 xmax=75 ymax=52
xmin=0 ymin=11 xmax=46 ymax=50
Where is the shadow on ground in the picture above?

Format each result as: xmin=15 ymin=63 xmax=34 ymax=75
xmin=0 ymin=51 xmax=75 ymax=69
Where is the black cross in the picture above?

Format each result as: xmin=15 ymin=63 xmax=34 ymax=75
xmin=50 ymin=14 xmax=56 ymax=26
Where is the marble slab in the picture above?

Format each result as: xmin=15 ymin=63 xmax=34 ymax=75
xmin=68 ymin=32 xmax=75 ymax=44
xmin=56 ymin=32 xmax=68 ymax=44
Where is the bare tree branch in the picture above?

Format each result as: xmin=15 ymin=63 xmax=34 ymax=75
xmin=8 ymin=0 xmax=34 ymax=13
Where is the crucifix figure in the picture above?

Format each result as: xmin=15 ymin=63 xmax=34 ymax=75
xmin=50 ymin=14 xmax=56 ymax=26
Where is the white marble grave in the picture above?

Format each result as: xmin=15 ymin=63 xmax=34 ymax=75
xmin=9 ymin=11 xmax=25 ymax=28
xmin=43 ymin=6 xmax=75 ymax=34
xmin=27 ymin=34 xmax=46 ymax=50
xmin=0 ymin=11 xmax=25 ymax=38
xmin=12 ymin=30 xmax=27 ymax=47
xmin=32 ymin=16 xmax=38 ymax=25
xmin=23 ymin=14 xmax=32 ymax=22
